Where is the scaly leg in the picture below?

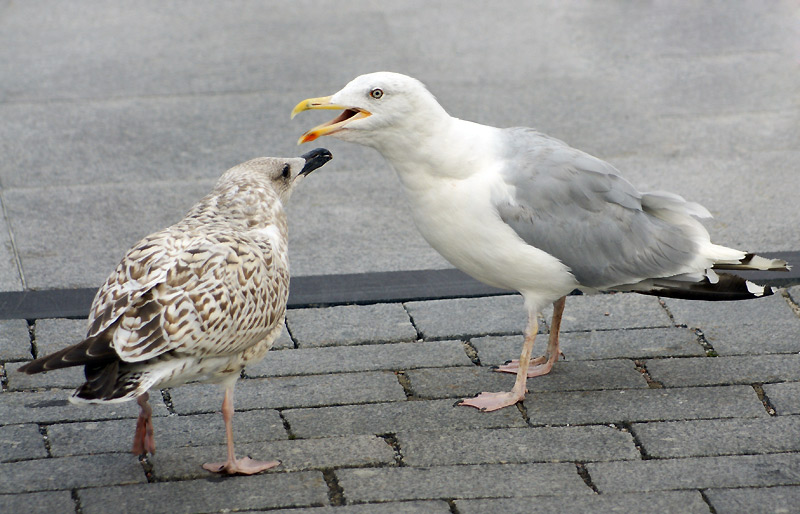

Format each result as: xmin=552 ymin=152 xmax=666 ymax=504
xmin=132 ymin=392 xmax=155 ymax=455
xmin=458 ymin=309 xmax=539 ymax=412
xmin=202 ymin=385 xmax=280 ymax=475
xmin=495 ymin=296 xmax=566 ymax=378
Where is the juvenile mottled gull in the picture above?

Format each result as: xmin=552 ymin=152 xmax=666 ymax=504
xmin=18 ymin=149 xmax=332 ymax=473
xmin=292 ymin=71 xmax=789 ymax=412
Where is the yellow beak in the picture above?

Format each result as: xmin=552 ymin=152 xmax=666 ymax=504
xmin=291 ymin=95 xmax=371 ymax=144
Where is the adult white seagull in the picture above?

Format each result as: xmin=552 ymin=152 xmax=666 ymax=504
xmin=292 ymin=72 xmax=788 ymax=412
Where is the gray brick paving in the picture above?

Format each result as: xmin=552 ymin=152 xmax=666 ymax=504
xmin=763 ymin=382 xmax=800 ymax=415
xmin=473 ymin=327 xmax=705 ymax=364
xmin=631 ymin=416 xmax=800 ymax=459
xmin=645 ymin=354 xmax=800 ymax=387
xmin=287 ymin=303 xmax=417 ymax=347
xmin=398 ymin=426 xmax=639 ymax=466
xmin=336 ymin=463 xmax=592 ymax=502
xmin=2 ymin=1 xmax=799 ymax=512
xmin=456 ymin=491 xmax=710 ymax=514
xmin=589 ymin=453 xmax=800 ymax=493
xmin=406 ymin=360 xmax=647 ymax=399
xmin=245 ymin=340 xmax=472 ymax=378
xmin=705 ymin=485 xmax=800 ymax=514
xmin=77 ymin=472 xmax=329 ymax=514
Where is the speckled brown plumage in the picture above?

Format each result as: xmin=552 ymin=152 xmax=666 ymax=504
xmin=19 ymin=149 xmax=332 ymax=474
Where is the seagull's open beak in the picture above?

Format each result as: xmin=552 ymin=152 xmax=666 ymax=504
xmin=291 ymin=95 xmax=371 ymax=144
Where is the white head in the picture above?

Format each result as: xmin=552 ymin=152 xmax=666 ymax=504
xmin=291 ymin=72 xmax=449 ymax=150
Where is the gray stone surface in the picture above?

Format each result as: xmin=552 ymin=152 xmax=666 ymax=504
xmin=273 ymin=501 xmax=452 ymax=514
xmin=77 ymin=471 xmax=328 ymax=514
xmin=168 ymin=371 xmax=406 ymax=414
xmin=337 ymin=463 xmax=592 ymax=502
xmin=284 ymin=399 xmax=527 ymax=439
xmin=631 ymin=416 xmax=800 ymax=459
xmin=763 ymin=382 xmax=800 ymax=416
xmin=0 ymin=319 xmax=29 ymax=362
xmin=0 ymin=423 xmax=47 ymax=462
xmin=0 ymin=453 xmax=146 ymax=494
xmin=246 ymin=340 xmax=472 ymax=378
xmin=46 ymin=410 xmax=287 ymax=457
xmin=547 ymin=293 xmax=673 ymax=332
xmin=456 ymin=491 xmax=709 ymax=514
xmin=404 ymin=296 xmax=528 ymax=340
xmin=524 ymin=386 xmax=767 ymax=426
xmin=406 ymin=360 xmax=647 ymax=399
xmin=645 ymin=354 xmax=800 ymax=387
xmin=705 ymin=485 xmax=800 ymax=514
xmin=0 ymin=491 xmax=75 ymax=514
xmin=398 ymin=425 xmax=639 ymax=466
xmin=663 ymin=294 xmax=798 ymax=330
xmin=33 ymin=318 xmax=88 ymax=358
xmin=287 ymin=303 xmax=417 ymax=347
xmin=589 ymin=453 xmax=800 ymax=493
xmin=5 ymin=360 xmax=86 ymax=391
xmin=701 ymin=321 xmax=800 ymax=356
xmin=473 ymin=327 xmax=705 ymax=364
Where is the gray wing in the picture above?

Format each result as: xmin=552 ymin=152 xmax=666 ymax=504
xmin=495 ymin=128 xmax=703 ymax=289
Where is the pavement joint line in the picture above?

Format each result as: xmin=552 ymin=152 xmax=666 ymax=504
xmin=27 ymin=320 xmax=36 ymax=359
xmin=633 ymin=359 xmax=665 ymax=389
xmin=575 ymin=462 xmax=600 ymax=493
xmin=70 ymin=489 xmax=82 ymax=514
xmin=461 ymin=340 xmax=481 ymax=366
xmin=699 ymin=489 xmax=719 ymax=514
xmin=395 ymin=371 xmax=416 ymax=400
xmin=322 ymin=468 xmax=346 ymax=507
xmin=621 ymin=422 xmax=652 ymax=460
xmin=377 ymin=433 xmax=404 ymax=467
xmin=37 ymin=424 xmax=53 ymax=458
xmin=446 ymin=499 xmax=460 ymax=514
xmin=160 ymin=389 xmax=176 ymax=415
xmin=781 ymin=289 xmax=800 ymax=318
xmin=693 ymin=328 xmax=719 ymax=357
xmin=139 ymin=455 xmax=156 ymax=483
xmin=0 ymin=189 xmax=26 ymax=290
xmin=752 ymin=384 xmax=778 ymax=416
xmin=401 ymin=303 xmax=424 ymax=341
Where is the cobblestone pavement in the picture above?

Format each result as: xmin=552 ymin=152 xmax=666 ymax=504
xmin=2 ymin=288 xmax=800 ymax=513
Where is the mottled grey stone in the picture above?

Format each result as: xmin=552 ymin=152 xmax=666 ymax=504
xmin=150 ymin=435 xmax=394 ymax=480
xmin=78 ymin=471 xmax=328 ymax=514
xmin=398 ymin=425 xmax=639 ymax=466
xmin=705 ymin=485 xmax=800 ymax=514
xmin=47 ymin=410 xmax=287 ymax=457
xmin=663 ymin=294 xmax=798 ymax=330
xmin=631 ymin=416 xmax=800 ymax=459
xmin=406 ymin=360 xmax=646 ymax=400
xmin=524 ymin=386 xmax=767 ymax=426
xmin=338 ymin=463 xmax=592 ymax=502
xmin=0 ymin=491 xmax=75 ymax=514
xmin=546 ymin=293 xmax=672 ymax=332
xmin=473 ymin=327 xmax=704 ymax=364
xmin=33 ymin=318 xmax=87 ymax=358
xmin=272 ymin=501 xmax=452 ymax=514
xmin=645 ymin=354 xmax=800 ymax=387
xmin=0 ymin=453 xmax=145 ymax=493
xmin=0 ymin=390 xmax=168 ymax=427
xmin=456 ymin=490 xmax=709 ymax=514
xmin=763 ymin=382 xmax=800 ymax=415
xmin=0 ymin=319 xmax=30 ymax=361
xmin=287 ymin=303 xmax=417 ymax=347
xmin=168 ymin=372 xmax=406 ymax=414
xmin=404 ymin=296 xmax=527 ymax=340
xmin=701 ymin=322 xmax=800 ymax=356
xmin=245 ymin=340 xmax=472 ymax=378
xmin=5 ymin=360 xmax=86 ymax=391
xmin=0 ymin=424 xmax=47 ymax=462
xmin=283 ymin=399 xmax=527 ymax=439
xmin=590 ymin=453 xmax=800 ymax=493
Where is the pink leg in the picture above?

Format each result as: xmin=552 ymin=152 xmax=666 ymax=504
xmin=202 ymin=385 xmax=281 ymax=475
xmin=132 ymin=392 xmax=156 ymax=455
xmin=495 ymin=296 xmax=566 ymax=378
xmin=458 ymin=309 xmax=539 ymax=412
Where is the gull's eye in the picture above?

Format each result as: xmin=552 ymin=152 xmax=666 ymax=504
xmin=281 ymin=164 xmax=291 ymax=178
xmin=370 ymin=88 xmax=384 ymax=99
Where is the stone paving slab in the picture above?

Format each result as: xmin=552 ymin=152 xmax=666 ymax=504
xmin=546 ymin=293 xmax=673 ymax=332
xmin=455 ymin=490 xmax=709 ymax=514
xmin=701 ymin=321 xmax=800 ymax=356
xmin=0 ymin=423 xmax=47 ymax=462
xmin=287 ymin=303 xmax=417 ymax=347
xmin=336 ymin=462 xmax=592 ymax=502
xmin=763 ymin=382 xmax=800 ymax=415
xmin=150 ymin=434 xmax=394 ymax=481
xmin=271 ymin=500 xmax=453 ymax=514
xmin=46 ymin=410 xmax=287 ymax=457
xmin=645 ymin=354 xmax=800 ymax=387
xmin=168 ymin=371 xmax=406 ymax=414
xmin=397 ymin=425 xmax=639 ymax=466
xmin=524 ymin=385 xmax=768 ymax=426
xmin=284 ymin=399 xmax=527 ymax=439
xmin=631 ymin=416 xmax=800 ymax=459
xmin=663 ymin=293 xmax=798 ymax=330
xmin=704 ymin=485 xmax=800 ymax=514
xmin=0 ymin=319 xmax=29 ymax=361
xmin=0 ymin=452 xmax=146 ymax=494
xmin=472 ymin=327 xmax=705 ymax=364
xmin=77 ymin=471 xmax=329 ymax=514
xmin=406 ymin=360 xmax=647 ymax=399
xmin=404 ymin=296 xmax=528 ymax=339
xmin=246 ymin=340 xmax=472 ymax=378
xmin=0 ymin=491 xmax=75 ymax=514
xmin=588 ymin=453 xmax=800 ymax=493
xmin=5 ymin=360 xmax=86 ymax=391
xmin=0 ymin=390 xmax=168 ymax=426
